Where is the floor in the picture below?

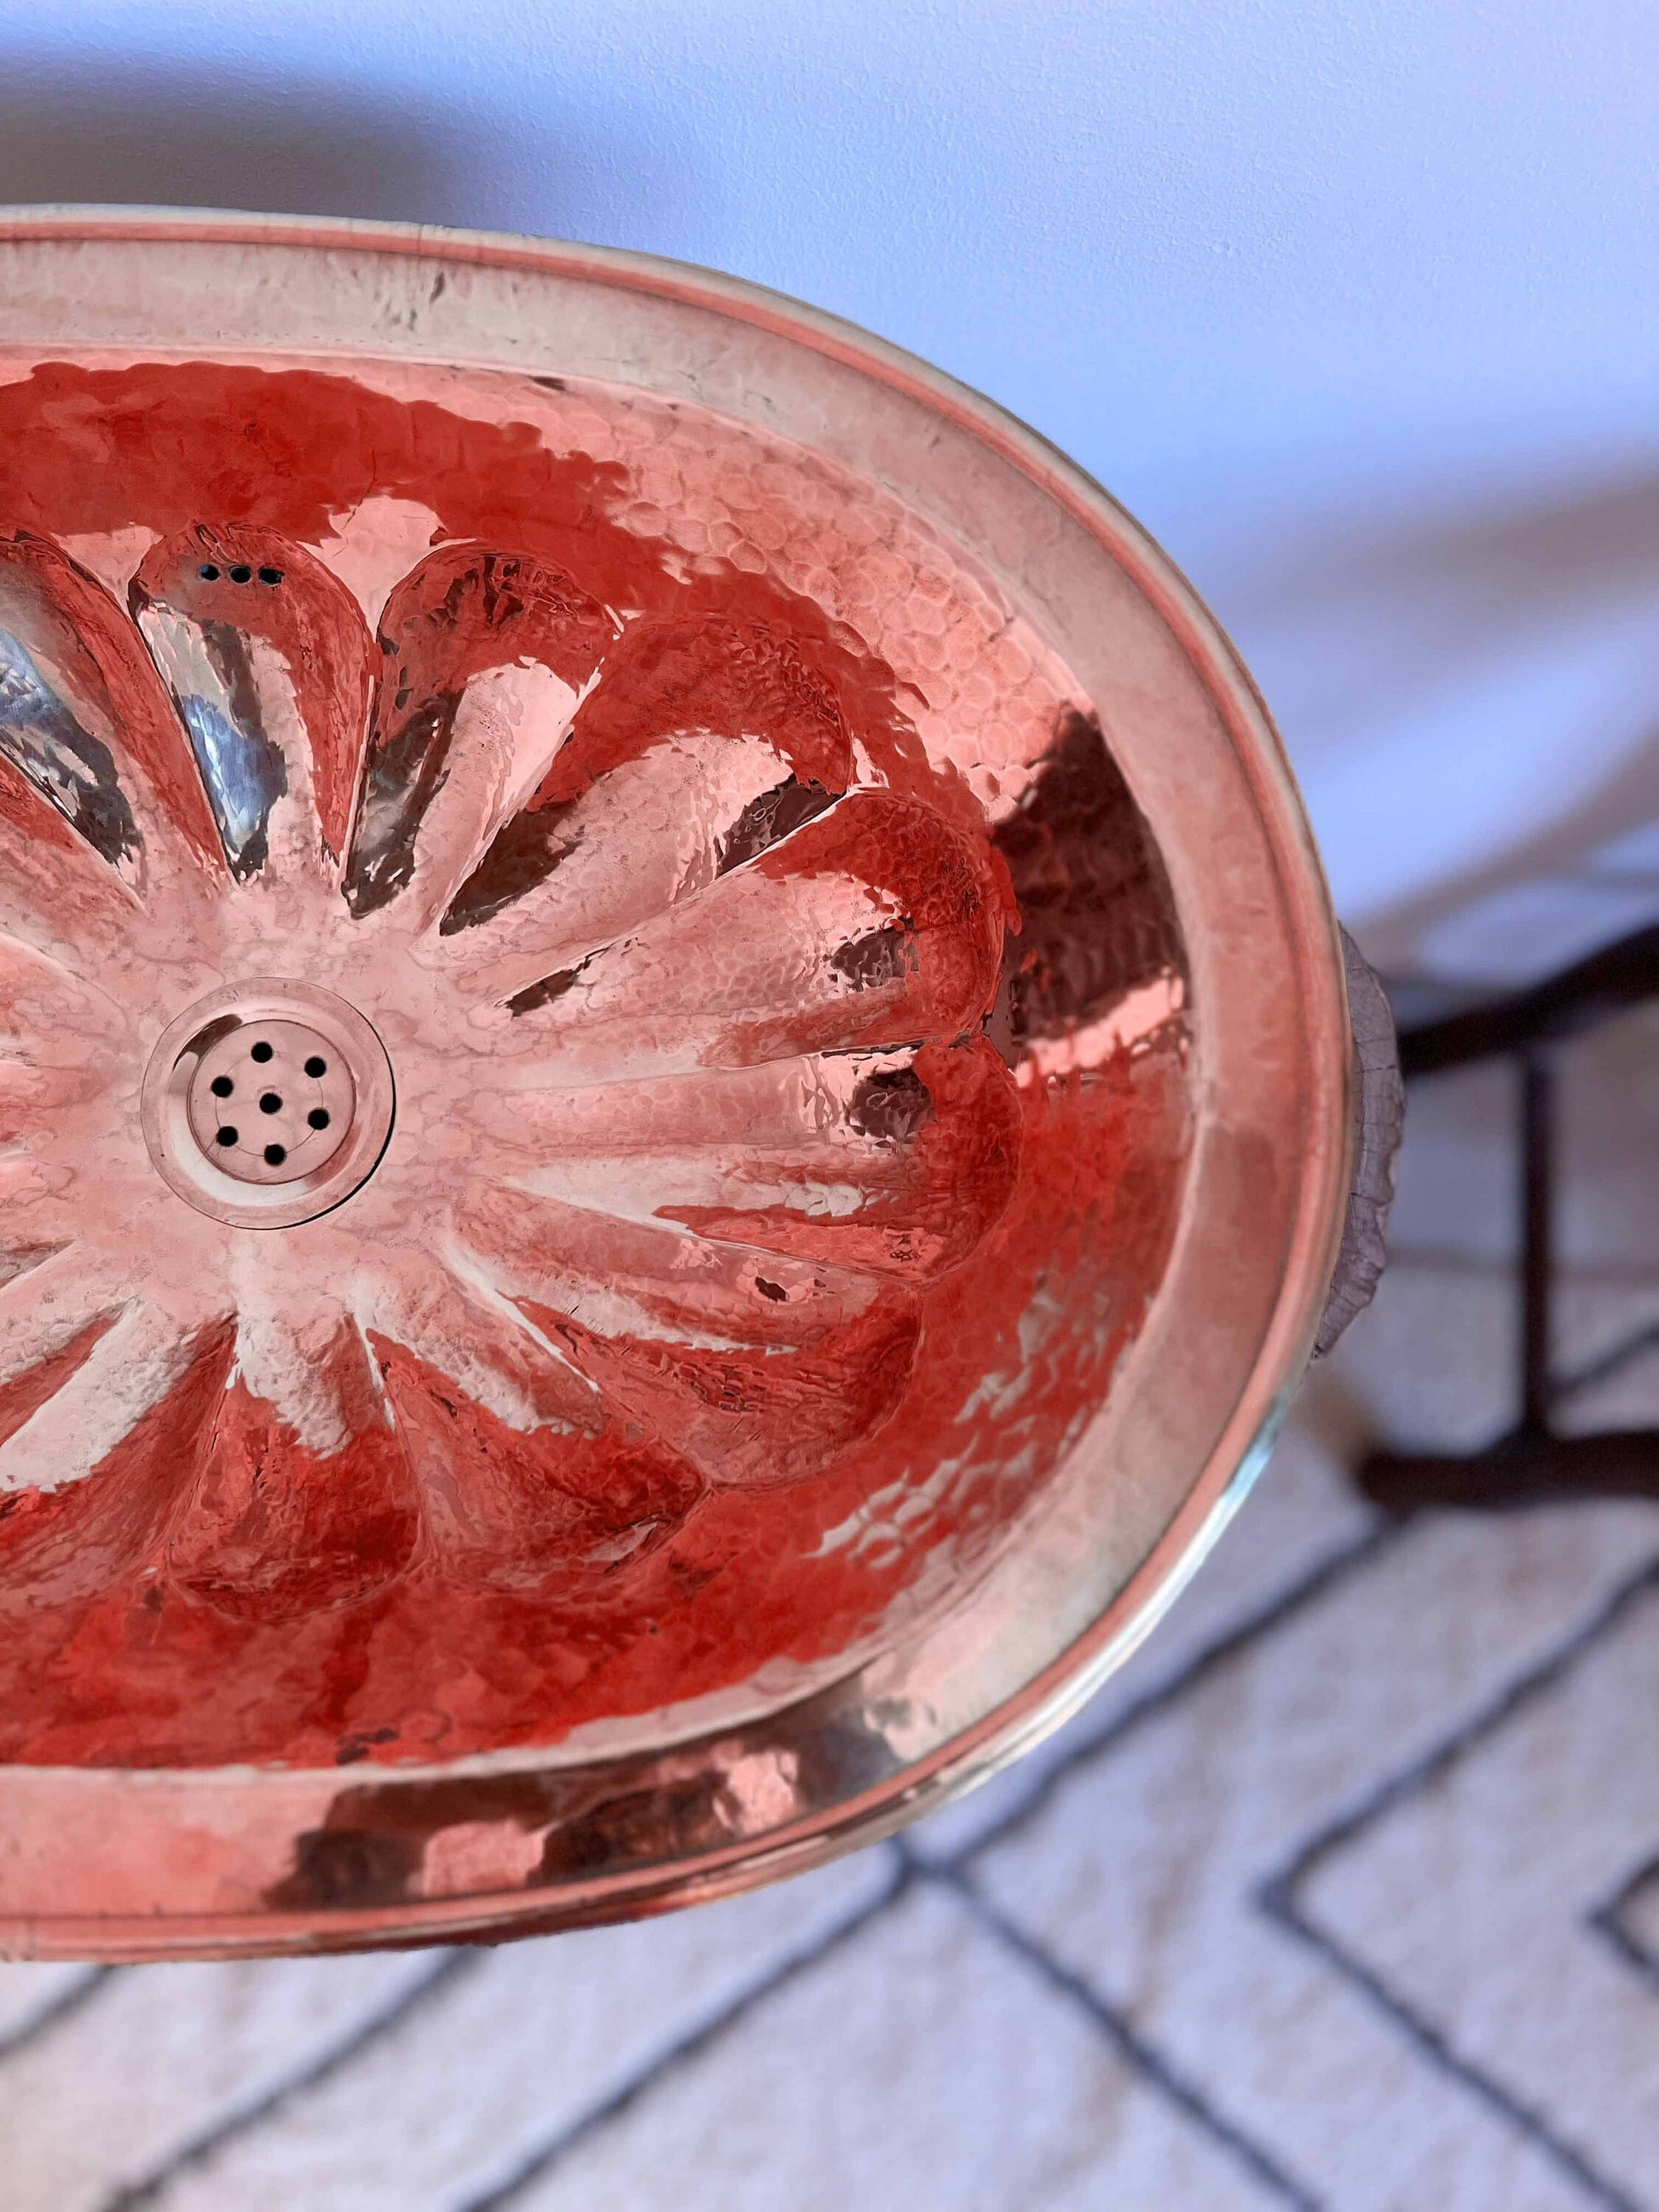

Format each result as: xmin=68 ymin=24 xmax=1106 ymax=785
xmin=3 ymin=1019 xmax=1657 ymax=2212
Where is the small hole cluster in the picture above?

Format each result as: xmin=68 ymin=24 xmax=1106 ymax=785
xmin=198 ymin=563 xmax=286 ymax=586
xmin=187 ymin=1018 xmax=353 ymax=1185
xmin=209 ymin=1039 xmax=331 ymax=1163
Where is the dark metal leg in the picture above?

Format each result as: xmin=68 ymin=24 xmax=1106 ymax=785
xmin=1520 ymin=1048 xmax=1554 ymax=1442
xmin=1356 ymin=984 xmax=1659 ymax=1513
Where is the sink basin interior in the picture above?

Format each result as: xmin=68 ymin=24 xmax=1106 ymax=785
xmin=0 ymin=349 xmax=1191 ymax=1771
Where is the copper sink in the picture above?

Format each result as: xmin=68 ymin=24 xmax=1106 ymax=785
xmin=0 ymin=211 xmax=1355 ymax=1956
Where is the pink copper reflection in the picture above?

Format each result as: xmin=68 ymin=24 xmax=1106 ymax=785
xmin=0 ymin=215 xmax=1350 ymax=1958
xmin=0 ymin=358 xmax=1188 ymax=1774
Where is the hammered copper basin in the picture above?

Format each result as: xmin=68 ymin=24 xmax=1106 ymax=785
xmin=0 ymin=211 xmax=1349 ymax=1958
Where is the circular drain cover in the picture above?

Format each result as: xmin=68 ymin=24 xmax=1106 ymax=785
xmin=142 ymin=981 xmax=393 ymax=1227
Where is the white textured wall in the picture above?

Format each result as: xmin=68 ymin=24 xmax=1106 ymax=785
xmin=4 ymin=0 xmax=1656 ymax=981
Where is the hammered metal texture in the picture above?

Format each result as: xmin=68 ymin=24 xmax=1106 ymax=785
xmin=0 ymin=217 xmax=1351 ymax=1955
xmin=0 ymin=350 xmax=1189 ymax=1773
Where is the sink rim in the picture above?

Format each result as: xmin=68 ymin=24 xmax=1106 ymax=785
xmin=0 ymin=205 xmax=1350 ymax=1958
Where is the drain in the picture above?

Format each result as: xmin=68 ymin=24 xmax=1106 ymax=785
xmin=141 ymin=980 xmax=395 ymax=1230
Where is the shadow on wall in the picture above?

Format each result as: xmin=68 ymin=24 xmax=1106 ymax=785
xmin=1234 ymin=476 xmax=1659 ymax=1280
xmin=0 ymin=56 xmax=687 ymax=242
xmin=1367 ymin=718 xmax=1659 ymax=993
xmin=0 ymin=64 xmax=491 ymax=223
xmin=1231 ymin=471 xmax=1659 ymax=989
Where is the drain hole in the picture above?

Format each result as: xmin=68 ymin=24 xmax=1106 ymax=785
xmin=251 ymin=1041 xmax=274 ymax=1064
xmin=304 ymin=1055 xmax=327 ymax=1077
xmin=210 ymin=1074 xmax=234 ymax=1098
xmin=199 ymin=563 xmax=220 ymax=580
xmin=264 ymin=1143 xmax=287 ymax=1166
xmin=258 ymin=566 xmax=285 ymax=586
xmin=308 ymin=1107 xmax=331 ymax=1131
xmin=229 ymin=563 xmax=253 ymax=584
xmin=216 ymin=1126 xmax=238 ymax=1147
xmin=259 ymin=1092 xmax=283 ymax=1115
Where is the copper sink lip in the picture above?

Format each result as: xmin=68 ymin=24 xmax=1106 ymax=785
xmin=0 ymin=207 xmax=1351 ymax=1957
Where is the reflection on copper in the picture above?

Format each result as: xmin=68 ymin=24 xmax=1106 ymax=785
xmin=0 ymin=215 xmax=1350 ymax=1958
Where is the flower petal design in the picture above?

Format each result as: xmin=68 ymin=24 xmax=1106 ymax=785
xmin=529 ymin=609 xmax=853 ymax=819
xmin=438 ymin=611 xmax=854 ymax=971
xmin=0 ymin=1227 xmax=72 ymax=1294
xmin=454 ymin=1185 xmax=921 ymax=1488
xmin=374 ymin=1334 xmax=704 ymax=1597
xmin=0 ymin=541 xmax=1011 ymax=1610
xmin=344 ymin=545 xmax=615 ymax=918
xmin=0 ymin=936 xmax=131 ymax=1248
xmin=0 ymin=925 xmax=126 ymax=1066
xmin=166 ymin=1308 xmax=419 ymax=1622
xmin=0 ymin=1289 xmax=225 ymax=1499
xmin=0 ymin=1317 xmax=234 ymax=1625
xmin=498 ymin=788 xmax=1009 ymax=1083
xmin=355 ymin=1252 xmax=705 ymax=1595
xmin=474 ymin=1037 xmax=1022 ymax=1281
xmin=0 ymin=434 xmax=1130 ymax=1770
xmin=0 ymin=531 xmax=224 ymax=881
xmin=354 ymin=1249 xmax=604 ymax=1438
xmin=0 ymin=1244 xmax=133 ymax=1447
xmin=431 ymin=730 xmax=841 ymax=1007
xmin=0 ymin=1288 xmax=118 ymax=1454
xmin=131 ymin=525 xmax=373 ymax=875
xmin=0 ymin=754 xmax=143 ymax=973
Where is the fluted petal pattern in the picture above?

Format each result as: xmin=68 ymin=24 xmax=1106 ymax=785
xmin=0 ymin=528 xmax=1020 ymax=1650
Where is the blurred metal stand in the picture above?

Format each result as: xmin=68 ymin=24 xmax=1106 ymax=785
xmin=1361 ymin=921 xmax=1659 ymax=1510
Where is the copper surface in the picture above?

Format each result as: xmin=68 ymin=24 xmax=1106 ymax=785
xmin=0 ymin=211 xmax=1350 ymax=1958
